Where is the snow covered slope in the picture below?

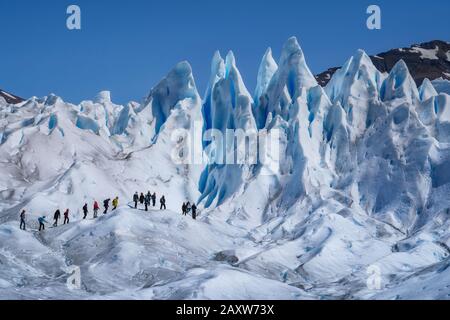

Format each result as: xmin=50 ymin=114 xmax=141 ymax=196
xmin=1 ymin=38 xmax=450 ymax=300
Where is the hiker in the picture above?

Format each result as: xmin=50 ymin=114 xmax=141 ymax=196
xmin=93 ymin=201 xmax=100 ymax=218
xmin=133 ymin=192 xmax=139 ymax=209
xmin=152 ymin=193 xmax=156 ymax=207
xmin=20 ymin=210 xmax=26 ymax=230
xmin=103 ymin=198 xmax=110 ymax=214
xmin=185 ymin=202 xmax=191 ymax=216
xmin=63 ymin=209 xmax=70 ymax=225
xmin=82 ymin=203 xmax=88 ymax=219
xmin=53 ymin=209 xmax=61 ymax=227
xmin=38 ymin=216 xmax=48 ymax=231
xmin=182 ymin=202 xmax=187 ymax=216
xmin=191 ymin=204 xmax=198 ymax=220
xmin=160 ymin=196 xmax=166 ymax=210
xmin=112 ymin=197 xmax=119 ymax=210
xmin=139 ymin=193 xmax=145 ymax=205
xmin=145 ymin=192 xmax=151 ymax=211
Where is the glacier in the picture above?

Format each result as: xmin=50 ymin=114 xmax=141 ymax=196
xmin=0 ymin=37 xmax=450 ymax=300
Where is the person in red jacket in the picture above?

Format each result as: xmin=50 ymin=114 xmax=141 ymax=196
xmin=63 ymin=209 xmax=70 ymax=225
xmin=93 ymin=201 xmax=100 ymax=218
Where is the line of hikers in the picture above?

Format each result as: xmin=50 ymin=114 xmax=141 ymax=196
xmin=19 ymin=196 xmax=120 ymax=232
xmin=132 ymin=191 xmax=198 ymax=220
xmin=19 ymin=191 xmax=199 ymax=231
xmin=82 ymin=197 xmax=120 ymax=220
xmin=133 ymin=191 xmax=162 ymax=211
xmin=20 ymin=209 xmax=71 ymax=231
xmin=182 ymin=201 xmax=198 ymax=220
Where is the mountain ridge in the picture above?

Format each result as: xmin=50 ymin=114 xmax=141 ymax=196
xmin=316 ymin=40 xmax=450 ymax=87
xmin=0 ymin=89 xmax=24 ymax=104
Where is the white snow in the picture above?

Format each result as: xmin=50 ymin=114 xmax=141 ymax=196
xmin=411 ymin=46 xmax=439 ymax=60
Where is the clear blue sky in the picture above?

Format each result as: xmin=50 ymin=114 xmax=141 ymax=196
xmin=1 ymin=0 xmax=449 ymax=104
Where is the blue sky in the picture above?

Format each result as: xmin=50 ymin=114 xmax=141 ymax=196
xmin=1 ymin=0 xmax=449 ymax=104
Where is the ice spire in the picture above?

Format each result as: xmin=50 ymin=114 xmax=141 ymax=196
xmin=254 ymin=47 xmax=278 ymax=102
xmin=381 ymin=60 xmax=420 ymax=103
xmin=207 ymin=51 xmax=226 ymax=87
xmin=325 ymin=49 xmax=384 ymax=106
xmin=225 ymin=50 xmax=236 ymax=78
xmin=255 ymin=37 xmax=318 ymax=128
xmin=148 ymin=61 xmax=199 ymax=135
xmin=94 ymin=91 xmax=112 ymax=104
xmin=418 ymin=78 xmax=438 ymax=101
xmin=202 ymin=51 xmax=225 ymax=135
xmin=224 ymin=50 xmax=252 ymax=101
xmin=278 ymin=36 xmax=318 ymax=98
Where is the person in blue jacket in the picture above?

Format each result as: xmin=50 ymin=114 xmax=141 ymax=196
xmin=38 ymin=216 xmax=48 ymax=231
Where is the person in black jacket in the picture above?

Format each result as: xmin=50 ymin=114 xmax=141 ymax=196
xmin=20 ymin=210 xmax=26 ymax=230
xmin=63 ymin=209 xmax=70 ymax=225
xmin=139 ymin=193 xmax=145 ymax=205
xmin=185 ymin=202 xmax=191 ymax=216
xmin=152 ymin=193 xmax=156 ymax=207
xmin=82 ymin=203 xmax=88 ymax=219
xmin=160 ymin=196 xmax=166 ymax=210
xmin=133 ymin=192 xmax=139 ymax=209
xmin=144 ymin=192 xmax=151 ymax=211
xmin=103 ymin=199 xmax=110 ymax=214
xmin=191 ymin=204 xmax=198 ymax=220
xmin=53 ymin=209 xmax=61 ymax=227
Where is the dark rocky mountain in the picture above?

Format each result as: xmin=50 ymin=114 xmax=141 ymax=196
xmin=316 ymin=40 xmax=450 ymax=87
xmin=0 ymin=89 xmax=24 ymax=104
